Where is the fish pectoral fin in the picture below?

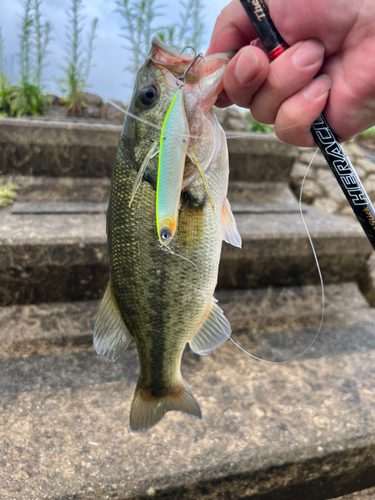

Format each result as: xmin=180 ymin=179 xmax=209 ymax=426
xmin=189 ymin=299 xmax=231 ymax=356
xmin=129 ymin=140 xmax=159 ymax=207
xmin=222 ymin=197 xmax=242 ymax=248
xmin=130 ymin=379 xmax=202 ymax=432
xmin=93 ymin=281 xmax=132 ymax=362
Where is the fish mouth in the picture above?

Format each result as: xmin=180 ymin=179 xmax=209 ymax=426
xmin=150 ymin=36 xmax=201 ymax=84
xmin=151 ymin=36 xmax=192 ymax=60
xmin=150 ymin=36 xmax=235 ymax=85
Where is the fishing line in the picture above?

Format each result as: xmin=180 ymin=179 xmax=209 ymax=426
xmin=213 ymin=150 xmax=326 ymax=364
xmin=159 ymin=242 xmax=202 ymax=285
xmin=104 ymin=96 xmax=308 ymax=142
xmin=104 ymin=91 xmax=326 ymax=362
xmin=105 ymin=92 xmax=326 ymax=361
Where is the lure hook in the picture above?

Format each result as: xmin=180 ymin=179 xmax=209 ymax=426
xmin=176 ymin=46 xmax=203 ymax=88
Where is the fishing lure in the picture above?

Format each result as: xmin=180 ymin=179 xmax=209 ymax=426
xmin=128 ymin=48 xmax=215 ymax=247
xmin=156 ymin=85 xmax=190 ymax=245
xmin=155 ymin=49 xmax=203 ymax=246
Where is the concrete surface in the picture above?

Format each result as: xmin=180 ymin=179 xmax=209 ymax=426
xmin=2 ymin=176 xmax=111 ymax=203
xmin=1 ymin=284 xmax=375 ymax=499
xmin=335 ymin=488 xmax=375 ymax=499
xmin=227 ymin=134 xmax=298 ymax=182
xmin=0 ymin=119 xmax=297 ymax=181
xmin=0 ymin=200 xmax=371 ymax=304
xmin=0 ymin=117 xmax=121 ymax=177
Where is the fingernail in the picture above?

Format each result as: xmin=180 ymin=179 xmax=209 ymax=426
xmin=303 ymin=75 xmax=332 ymax=100
xmin=291 ymin=40 xmax=324 ymax=68
xmin=234 ymin=48 xmax=260 ymax=84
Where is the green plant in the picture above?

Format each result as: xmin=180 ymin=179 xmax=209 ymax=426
xmin=34 ymin=0 xmax=51 ymax=89
xmin=116 ymin=0 xmax=164 ymax=79
xmin=0 ymin=28 xmax=12 ymax=116
xmin=356 ymin=126 xmax=375 ymax=140
xmin=246 ymin=112 xmax=274 ymax=133
xmin=59 ymin=0 xmax=98 ymax=116
xmin=116 ymin=0 xmax=206 ymax=81
xmin=3 ymin=0 xmax=51 ymax=117
xmin=159 ymin=0 xmax=205 ymax=50
xmin=0 ymin=181 xmax=19 ymax=207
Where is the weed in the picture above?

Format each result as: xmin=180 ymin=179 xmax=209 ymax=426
xmin=0 ymin=28 xmax=12 ymax=116
xmin=246 ymin=113 xmax=274 ymax=133
xmin=1 ymin=0 xmax=51 ymax=117
xmin=116 ymin=0 xmax=206 ymax=80
xmin=59 ymin=0 xmax=98 ymax=116
xmin=159 ymin=0 xmax=205 ymax=50
xmin=34 ymin=0 xmax=51 ymax=89
xmin=0 ymin=181 xmax=19 ymax=207
xmin=115 ymin=0 xmax=164 ymax=79
xmin=357 ymin=126 xmax=375 ymax=140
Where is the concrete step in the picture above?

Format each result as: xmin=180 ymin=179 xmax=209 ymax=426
xmin=3 ymin=176 xmax=296 ymax=205
xmin=2 ymin=175 xmax=111 ymax=203
xmin=0 ymin=191 xmax=371 ymax=304
xmin=219 ymin=204 xmax=371 ymax=289
xmin=0 ymin=118 xmax=297 ymax=181
xmin=226 ymin=133 xmax=298 ymax=182
xmin=334 ymin=488 xmax=375 ymax=500
xmin=1 ymin=283 xmax=375 ymax=499
xmin=0 ymin=117 xmax=120 ymax=178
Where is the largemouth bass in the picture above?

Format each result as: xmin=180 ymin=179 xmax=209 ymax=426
xmin=94 ymin=37 xmax=241 ymax=432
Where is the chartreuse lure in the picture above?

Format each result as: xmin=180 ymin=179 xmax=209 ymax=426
xmin=156 ymin=88 xmax=189 ymax=246
xmin=128 ymin=49 xmax=214 ymax=246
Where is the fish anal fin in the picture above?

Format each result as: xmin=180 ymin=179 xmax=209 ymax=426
xmin=130 ymin=379 xmax=201 ymax=432
xmin=93 ymin=281 xmax=132 ymax=362
xmin=222 ymin=198 xmax=242 ymax=248
xmin=189 ymin=300 xmax=231 ymax=356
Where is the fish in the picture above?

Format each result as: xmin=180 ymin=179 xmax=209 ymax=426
xmin=93 ymin=36 xmax=242 ymax=432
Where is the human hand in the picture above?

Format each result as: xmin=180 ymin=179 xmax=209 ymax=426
xmin=206 ymin=0 xmax=375 ymax=146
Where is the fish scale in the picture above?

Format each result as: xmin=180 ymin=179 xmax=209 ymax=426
xmin=109 ymin=146 xmax=223 ymax=391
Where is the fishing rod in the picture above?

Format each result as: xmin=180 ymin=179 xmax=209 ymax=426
xmin=239 ymin=0 xmax=375 ymax=251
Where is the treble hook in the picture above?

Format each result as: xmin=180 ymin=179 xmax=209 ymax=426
xmin=176 ymin=46 xmax=203 ymax=88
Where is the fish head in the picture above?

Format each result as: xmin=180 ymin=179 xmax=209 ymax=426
xmin=150 ymin=37 xmax=235 ymax=187
xmin=123 ymin=37 xmax=234 ymax=191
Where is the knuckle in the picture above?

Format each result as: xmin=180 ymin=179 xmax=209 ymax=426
xmin=214 ymin=6 xmax=231 ymax=30
xmin=267 ymin=72 xmax=285 ymax=94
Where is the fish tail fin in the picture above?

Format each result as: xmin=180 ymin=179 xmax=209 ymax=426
xmin=130 ymin=379 xmax=202 ymax=432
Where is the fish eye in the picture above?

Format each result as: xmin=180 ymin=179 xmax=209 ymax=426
xmin=161 ymin=229 xmax=170 ymax=241
xmin=139 ymin=84 xmax=159 ymax=106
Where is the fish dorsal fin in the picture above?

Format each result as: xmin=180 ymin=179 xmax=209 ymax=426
xmin=222 ymin=198 xmax=242 ymax=248
xmin=93 ymin=281 xmax=132 ymax=362
xmin=189 ymin=300 xmax=231 ymax=356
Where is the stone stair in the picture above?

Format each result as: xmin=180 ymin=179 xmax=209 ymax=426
xmin=1 ymin=117 xmax=375 ymax=499
xmin=0 ymin=118 xmax=372 ymax=305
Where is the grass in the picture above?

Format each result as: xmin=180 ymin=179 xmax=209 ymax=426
xmin=246 ymin=112 xmax=274 ymax=133
xmin=0 ymin=0 xmax=51 ymax=117
xmin=356 ymin=126 xmax=375 ymax=140
xmin=0 ymin=181 xmax=19 ymax=207
xmin=116 ymin=0 xmax=206 ymax=80
xmin=0 ymin=28 xmax=12 ymax=116
xmin=59 ymin=0 xmax=98 ymax=116
xmin=158 ymin=0 xmax=205 ymax=51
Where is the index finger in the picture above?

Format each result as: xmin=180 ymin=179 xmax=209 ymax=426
xmin=206 ymin=0 xmax=261 ymax=56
